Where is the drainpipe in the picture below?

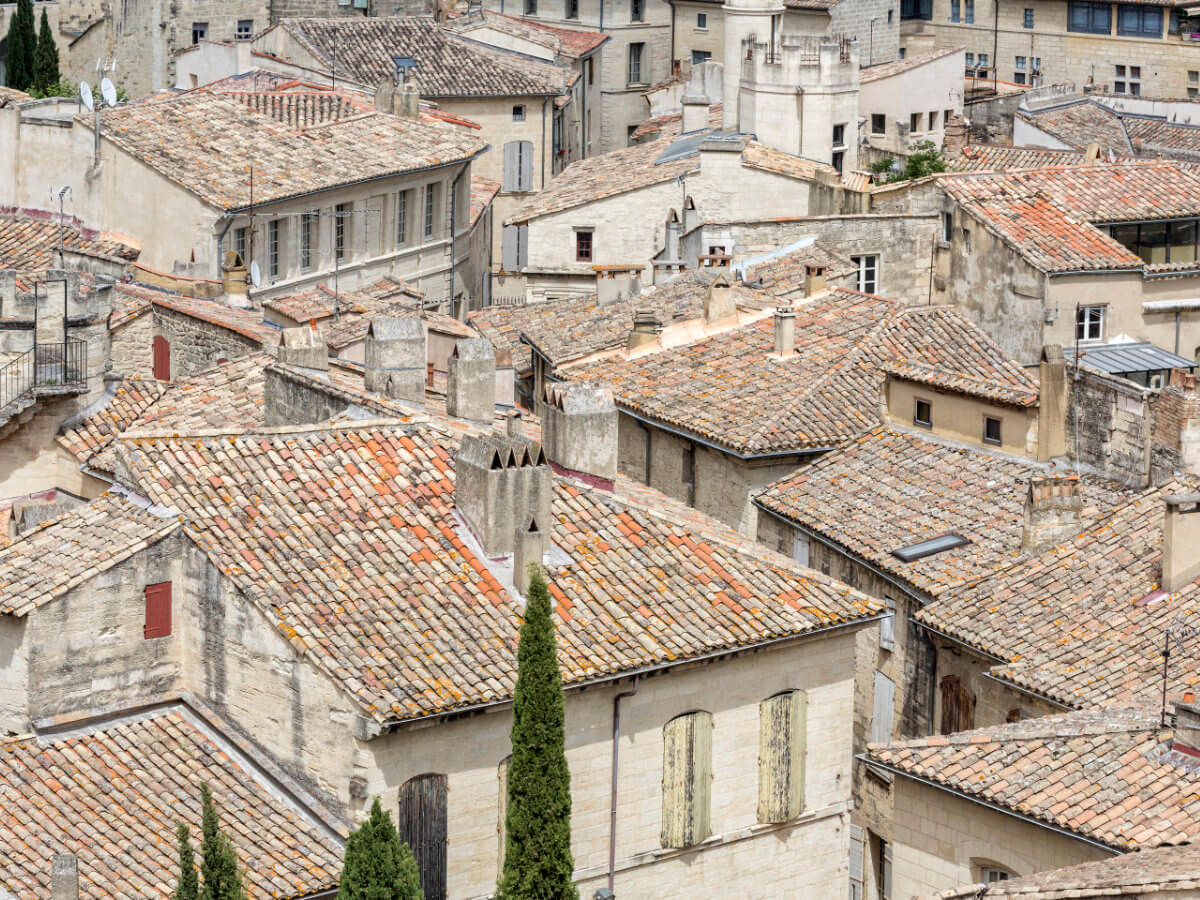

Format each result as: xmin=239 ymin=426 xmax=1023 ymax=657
xmin=449 ymin=163 xmax=468 ymax=318
xmin=541 ymin=96 xmax=550 ymax=190
xmin=607 ymin=675 xmax=640 ymax=895
xmin=1176 ymin=309 xmax=1182 ymax=356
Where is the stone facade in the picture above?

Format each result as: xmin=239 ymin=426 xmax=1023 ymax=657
xmin=1068 ymin=365 xmax=1158 ymax=487
xmin=109 ymin=308 xmax=153 ymax=379
xmin=151 ymin=306 xmax=262 ymax=380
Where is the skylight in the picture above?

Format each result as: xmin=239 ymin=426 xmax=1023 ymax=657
xmin=891 ymin=532 xmax=971 ymax=562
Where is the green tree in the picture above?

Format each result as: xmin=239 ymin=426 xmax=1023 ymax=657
xmin=198 ymin=783 xmax=246 ymax=900
xmin=33 ymin=9 xmax=59 ymax=93
xmin=3 ymin=0 xmax=36 ymax=91
xmin=175 ymin=823 xmax=200 ymax=900
xmin=338 ymin=797 xmax=423 ymax=900
xmin=900 ymin=139 xmax=948 ymax=180
xmin=498 ymin=568 xmax=577 ymax=900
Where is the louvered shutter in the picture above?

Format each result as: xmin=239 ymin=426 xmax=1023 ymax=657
xmin=880 ymin=596 xmax=896 ymax=651
xmin=143 ymin=582 xmax=172 ymax=639
xmin=871 ymin=671 xmax=895 ymax=744
xmin=398 ymin=774 xmax=448 ymax=900
xmin=848 ymin=824 xmax=865 ymax=900
xmin=517 ymin=225 xmax=528 ymax=269
xmin=661 ymin=711 xmax=713 ymax=848
xmin=882 ymin=839 xmax=893 ymax=900
xmin=152 ymin=335 xmax=170 ymax=381
xmin=502 ymin=225 xmax=520 ymax=271
xmin=518 ymin=141 xmax=534 ymax=191
xmin=757 ymin=690 xmax=807 ymax=823
xmin=503 ymin=141 xmax=519 ymax=192
xmin=366 ymin=194 xmax=385 ymax=257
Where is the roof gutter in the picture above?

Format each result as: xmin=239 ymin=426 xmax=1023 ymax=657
xmin=913 ymin=618 xmax=1010 ymax=663
xmin=1143 ymin=298 xmax=1200 ymax=312
xmin=380 ymin=612 xmax=885 ymax=732
xmin=1045 ymin=267 xmax=1143 ymax=277
xmin=859 ymin=755 xmax=1121 ymax=855
xmin=980 ymin=670 xmax=1074 ymax=711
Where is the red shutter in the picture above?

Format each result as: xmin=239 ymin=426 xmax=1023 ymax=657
xmin=144 ymin=582 xmax=172 ymax=639
xmin=152 ymin=336 xmax=171 ymax=381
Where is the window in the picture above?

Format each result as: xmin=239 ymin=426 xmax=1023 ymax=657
xmin=191 ymin=22 xmax=207 ymax=43
xmin=1015 ymin=54 xmax=1027 ymax=83
xmin=1118 ymin=4 xmax=1162 ymax=36
xmin=1171 ymin=8 xmax=1184 ymax=31
xmin=1068 ymin=0 xmax=1111 ymax=33
xmin=942 ymin=211 xmax=953 ymax=242
xmin=962 ymin=226 xmax=972 ymax=252
xmin=1016 ymin=55 xmax=1026 ymax=70
xmin=950 ymin=0 xmax=960 ymax=21
xmin=757 ymin=691 xmax=807 ymax=823
xmin=982 ymin=868 xmax=1013 ymax=883
xmin=850 ymin=825 xmax=867 ymax=900
xmin=880 ymin=596 xmax=896 ymax=651
xmin=398 ymin=774 xmax=448 ymax=900
xmin=964 ymin=0 xmax=975 ymax=23
xmin=152 ymin=335 xmax=170 ymax=381
xmin=851 ymin=254 xmax=878 ymax=293
xmin=631 ymin=0 xmax=644 ymax=21
xmin=335 ymin=202 xmax=349 ymax=261
xmin=575 ymin=229 xmax=593 ymax=262
xmin=1077 ymin=305 xmax=1104 ymax=342
xmin=424 ymin=184 xmax=436 ymax=239
xmin=268 ymin=219 xmax=280 ymax=279
xmin=396 ymin=191 xmax=408 ymax=247
xmin=1023 ymin=7 xmax=1033 ymax=26
xmin=983 ymin=415 xmax=1002 ymax=445
xmin=144 ymin=582 xmax=172 ymax=638
xmin=928 ymin=110 xmax=939 ymax=130
xmin=233 ymin=226 xmax=247 ymax=265
xmin=697 ymin=11 xmax=708 ymax=26
xmin=567 ymin=0 xmax=579 ymax=16
xmin=888 ymin=8 xmax=894 ymax=21
xmin=661 ymin=711 xmax=713 ymax=849
xmin=503 ymin=140 xmax=534 ymax=192
xmin=300 ymin=212 xmax=316 ymax=272
xmin=627 ymin=124 xmax=639 ymax=144
xmin=940 ymin=675 xmax=976 ymax=733
xmin=628 ymin=42 xmax=645 ymax=84
xmin=892 ymin=533 xmax=970 ymax=562
xmin=691 ymin=49 xmax=712 ymax=65
xmin=871 ymin=113 xmax=886 ymax=135
xmin=683 ymin=442 xmax=696 ymax=506
xmin=977 ymin=51 xmax=988 ymax=70
xmin=1191 ymin=70 xmax=1199 ymax=98
xmin=524 ymin=0 xmax=536 ymax=14
xmin=910 ymin=112 xmax=922 ymax=132
xmin=899 ymin=46 xmax=906 ymax=58
xmin=965 ymin=51 xmax=975 ymax=73
xmin=875 ymin=834 xmax=894 ymax=900
xmin=832 ymin=123 xmax=846 ymax=147
xmin=501 ymin=224 xmax=528 ymax=270
xmin=512 ymin=104 xmax=526 ymax=122
xmin=900 ymin=0 xmax=932 ymax=20
xmin=871 ymin=671 xmax=895 ymax=743
xmin=236 ymin=19 xmax=253 ymax=40
xmin=914 ymin=397 xmax=932 ymax=428
xmin=791 ymin=531 xmax=810 ymax=566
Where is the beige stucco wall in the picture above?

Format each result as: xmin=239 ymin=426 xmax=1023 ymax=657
xmin=859 ymin=50 xmax=966 ymax=155
xmin=885 ymin=379 xmax=1038 ymax=456
xmin=0 ymin=397 xmax=86 ymax=502
xmin=673 ymin=0 xmax=726 ymax=71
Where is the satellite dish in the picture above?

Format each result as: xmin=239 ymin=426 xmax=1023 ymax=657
xmin=100 ymin=78 xmax=117 ymax=107
xmin=249 ymin=261 xmax=261 ymax=289
xmin=79 ymin=81 xmax=94 ymax=112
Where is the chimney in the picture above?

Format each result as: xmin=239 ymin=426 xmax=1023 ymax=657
xmin=52 ymin=854 xmax=78 ymax=900
xmin=0 ymin=269 xmax=15 ymax=315
xmin=1173 ymin=694 xmax=1200 ymax=755
xmin=494 ymin=346 xmax=516 ymax=408
xmin=1021 ymin=474 xmax=1082 ymax=551
xmin=596 ymin=268 xmax=640 ymax=307
xmin=942 ymin=112 xmax=967 ymax=160
xmin=512 ymin=516 xmax=546 ymax=595
xmin=1163 ymin=494 xmax=1200 ymax=592
xmin=505 ymin=408 xmax=523 ymax=437
xmin=680 ymin=90 xmax=709 ymax=134
xmin=703 ymin=271 xmax=736 ymax=323
xmin=1084 ymin=142 xmax=1101 ymax=164
xmin=772 ymin=306 xmax=796 ymax=359
xmin=220 ymin=250 xmax=250 ymax=309
xmin=628 ymin=307 xmax=663 ymax=352
xmin=1037 ymin=345 xmax=1067 ymax=462
xmin=446 ymin=336 xmax=496 ymax=423
xmin=541 ymin=382 xmax=619 ymax=488
xmin=364 ymin=317 xmax=426 ymax=403
xmin=399 ymin=77 xmax=420 ymax=119
xmin=277 ymin=324 xmax=328 ymax=372
xmin=804 ymin=264 xmax=827 ymax=297
xmin=454 ymin=433 xmax=552 ymax=557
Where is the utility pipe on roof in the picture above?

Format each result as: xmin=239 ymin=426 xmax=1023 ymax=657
xmin=607 ymin=675 xmax=639 ymax=896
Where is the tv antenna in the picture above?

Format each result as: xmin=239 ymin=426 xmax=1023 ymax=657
xmin=52 ymin=185 xmax=72 ymax=268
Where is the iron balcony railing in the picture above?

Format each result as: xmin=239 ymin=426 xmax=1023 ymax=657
xmin=0 ymin=338 xmax=87 ymax=412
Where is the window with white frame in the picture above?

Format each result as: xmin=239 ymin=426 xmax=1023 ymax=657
xmin=335 ymin=202 xmax=349 ymax=261
xmin=880 ymin=597 xmax=896 ymax=651
xmin=1077 ymin=305 xmax=1104 ymax=341
xmin=964 ymin=0 xmax=975 ymax=22
xmin=1115 ymin=64 xmax=1142 ymax=95
xmin=396 ymin=190 xmax=408 ymax=247
xmin=512 ymin=104 xmax=526 ymax=122
xmin=236 ymin=19 xmax=253 ymax=40
xmin=191 ymin=22 xmax=207 ymax=43
xmin=628 ymin=42 xmax=645 ymax=84
xmin=1015 ymin=55 xmax=1027 ymax=85
xmin=851 ymin=254 xmax=878 ymax=293
xmin=267 ymin=219 xmax=280 ymax=279
xmin=424 ymin=184 xmax=436 ymax=239
xmin=982 ymin=867 xmax=1013 ymax=883
xmin=300 ymin=212 xmax=316 ymax=272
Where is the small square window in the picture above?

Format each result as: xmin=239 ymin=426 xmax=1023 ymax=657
xmin=928 ymin=110 xmax=940 ymax=130
xmin=236 ymin=19 xmax=253 ymax=40
xmin=513 ymin=104 xmax=526 ymax=122
xmin=983 ymin=416 xmax=1002 ymax=445
xmin=914 ymin=399 xmax=932 ymax=428
xmin=1116 ymin=64 xmax=1126 ymax=77
xmin=833 ymin=123 xmax=846 ymax=146
xmin=191 ymin=22 xmax=208 ymax=44
xmin=910 ymin=112 xmax=923 ymax=132
xmin=1115 ymin=80 xmax=1127 ymax=93
xmin=697 ymin=11 xmax=708 ymax=27
xmin=1131 ymin=66 xmax=1142 ymax=78
xmin=871 ymin=113 xmax=887 ymax=134
xmin=1077 ymin=305 xmax=1104 ymax=342
xmin=1191 ymin=71 xmax=1200 ymax=84
xmin=1015 ymin=72 xmax=1027 ymax=84
xmin=576 ymin=230 xmax=593 ymax=262
xmin=691 ymin=49 xmax=712 ymax=66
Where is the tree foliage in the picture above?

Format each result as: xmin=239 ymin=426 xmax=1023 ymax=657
xmin=33 ymin=9 xmax=59 ymax=93
xmin=198 ymin=783 xmax=246 ymax=900
xmin=3 ymin=0 xmax=36 ymax=92
xmin=338 ymin=797 xmax=424 ymax=900
xmin=498 ymin=567 xmax=578 ymax=900
xmin=871 ymin=139 xmax=948 ymax=184
xmin=175 ymin=823 xmax=199 ymax=900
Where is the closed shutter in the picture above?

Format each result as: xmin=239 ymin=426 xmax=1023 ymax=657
xmin=880 ymin=596 xmax=896 ymax=651
xmin=791 ymin=531 xmax=809 ymax=567
xmin=882 ymin=839 xmax=893 ymax=900
xmin=502 ymin=225 xmax=520 ymax=271
xmin=503 ymin=141 xmax=519 ymax=192
xmin=398 ymin=774 xmax=448 ymax=900
xmin=661 ymin=711 xmax=713 ymax=848
xmin=757 ymin=690 xmax=806 ymax=823
xmin=517 ymin=224 xmax=528 ymax=269
xmin=518 ymin=141 xmax=534 ymax=191
xmin=871 ymin=671 xmax=895 ymax=744
xmin=940 ymin=675 xmax=976 ymax=733
xmin=152 ymin=335 xmax=170 ymax=381
xmin=366 ymin=194 xmax=385 ymax=257
xmin=849 ymin=824 xmax=865 ymax=900
xmin=144 ymin=582 xmax=172 ymax=639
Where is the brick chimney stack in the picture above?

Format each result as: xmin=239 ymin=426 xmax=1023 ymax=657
xmin=1021 ymin=474 xmax=1082 ymax=551
xmin=942 ymin=113 xmax=968 ymax=160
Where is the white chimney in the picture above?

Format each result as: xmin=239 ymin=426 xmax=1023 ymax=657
xmin=1163 ymin=494 xmax=1200 ymax=592
xmin=772 ymin=306 xmax=795 ymax=359
xmin=681 ymin=90 xmax=710 ymax=134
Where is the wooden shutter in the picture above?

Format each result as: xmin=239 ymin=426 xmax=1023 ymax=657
xmin=503 ymin=141 xmax=519 ymax=192
xmin=518 ymin=141 xmax=534 ymax=191
xmin=848 ymin=824 xmax=865 ymax=900
xmin=882 ymin=838 xmax=893 ymax=900
xmin=791 ymin=531 xmax=809 ymax=567
xmin=880 ymin=596 xmax=896 ymax=651
xmin=143 ymin=582 xmax=172 ymax=639
xmin=871 ymin=671 xmax=895 ymax=743
xmin=152 ymin=335 xmax=170 ymax=381
xmin=757 ymin=690 xmax=806 ymax=823
xmin=517 ymin=224 xmax=528 ymax=269
xmin=940 ymin=676 xmax=976 ymax=734
xmin=502 ymin=225 xmax=520 ymax=271
xmin=398 ymin=774 xmax=448 ymax=900
xmin=661 ymin=711 xmax=712 ymax=848
xmin=366 ymin=194 xmax=385 ymax=257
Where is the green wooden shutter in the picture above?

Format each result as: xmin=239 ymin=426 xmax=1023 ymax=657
xmin=661 ymin=711 xmax=713 ymax=848
xmin=757 ymin=690 xmax=807 ymax=823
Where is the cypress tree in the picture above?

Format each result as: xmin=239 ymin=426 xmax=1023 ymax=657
xmin=198 ymin=783 xmax=246 ymax=900
xmin=338 ymin=797 xmax=423 ymax=900
xmin=3 ymin=0 xmax=35 ymax=91
xmin=33 ymin=8 xmax=59 ymax=93
xmin=175 ymin=823 xmax=200 ymax=900
xmin=498 ymin=567 xmax=577 ymax=900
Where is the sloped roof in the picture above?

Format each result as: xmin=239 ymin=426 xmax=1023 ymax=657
xmin=448 ymin=11 xmax=608 ymax=59
xmin=57 ymin=378 xmax=170 ymax=469
xmin=0 ymin=86 xmax=31 ymax=106
xmin=277 ymin=16 xmax=573 ymax=97
xmin=948 ymin=144 xmax=1088 ymax=172
xmin=262 ymin=275 xmax=421 ymax=326
xmin=859 ymin=46 xmax=963 ymax=83
xmin=471 ymin=176 xmax=501 ymax=225
xmin=969 ymin=843 xmax=1200 ymax=898
xmin=117 ymin=282 xmax=282 ymax=346
xmin=117 ymin=421 xmax=881 ymax=723
xmin=868 ymin=707 xmax=1200 ymax=850
xmin=0 ymin=212 xmax=140 ymax=270
xmin=0 ymin=706 xmax=343 ymax=899
xmin=1019 ymin=98 xmax=1200 ymax=161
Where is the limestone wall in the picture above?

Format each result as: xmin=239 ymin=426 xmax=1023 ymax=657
xmin=151 ymin=306 xmax=262 ymax=380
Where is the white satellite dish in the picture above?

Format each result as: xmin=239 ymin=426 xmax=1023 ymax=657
xmin=79 ymin=81 xmax=94 ymax=112
xmin=249 ymin=260 xmax=262 ymax=289
xmin=100 ymin=78 xmax=117 ymax=108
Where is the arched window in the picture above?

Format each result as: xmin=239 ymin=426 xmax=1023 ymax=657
xmin=758 ymin=690 xmax=807 ymax=823
xmin=661 ymin=710 xmax=713 ymax=848
xmin=397 ymin=773 xmax=448 ymax=900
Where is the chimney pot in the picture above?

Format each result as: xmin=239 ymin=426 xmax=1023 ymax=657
xmin=364 ymin=317 xmax=427 ymax=403
xmin=277 ymin=324 xmax=328 ymax=371
xmin=446 ymin=336 xmax=496 ymax=424
xmin=1163 ymin=493 xmax=1200 ymax=592
xmin=773 ymin=305 xmax=796 ymax=359
xmin=803 ymin=264 xmax=827 ymax=297
xmin=1021 ymin=474 xmax=1082 ymax=551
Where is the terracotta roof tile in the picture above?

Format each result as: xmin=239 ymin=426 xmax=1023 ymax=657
xmin=448 ymin=11 xmax=608 ymax=59
xmin=470 ymin=176 xmax=501 ymax=226
xmin=262 ymin=275 xmax=421 ymax=327
xmin=948 ymin=144 xmax=1089 ymax=172
xmin=117 ymin=283 xmax=282 ymax=346
xmin=859 ymin=47 xmax=964 ymax=83
xmin=0 ymin=212 xmax=139 ymax=270
xmin=57 ymin=378 xmax=170 ymax=468
xmin=971 ymin=843 xmax=1200 ymax=897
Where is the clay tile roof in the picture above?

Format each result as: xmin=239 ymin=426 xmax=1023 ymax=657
xmin=1016 ymin=99 xmax=1133 ymax=155
xmin=755 ymin=426 xmax=1136 ymax=596
xmin=57 ymin=378 xmax=170 ymax=468
xmin=918 ymin=479 xmax=1200 ymax=708
xmin=0 ymin=492 xmax=179 ymax=617
xmin=565 ymin=295 xmax=1035 ymax=455
xmin=449 ymin=11 xmax=608 ymax=58
xmin=868 ymin=707 xmax=1200 ymax=850
xmin=0 ymin=86 xmax=31 ymax=105
xmin=117 ymin=421 xmax=881 ymax=722
xmin=471 ymin=176 xmax=501 ymax=226
xmin=90 ymin=89 xmax=487 ymax=210
xmin=278 ymin=16 xmax=574 ymax=97
xmin=858 ymin=46 xmax=963 ymax=83
xmin=948 ymin=144 xmax=1088 ymax=172
xmin=740 ymin=241 xmax=857 ymax=296
xmin=970 ymin=843 xmax=1200 ymax=898
xmin=941 ymin=162 xmax=1200 ymax=272
xmin=263 ymin=275 xmax=421 ymax=327
xmin=740 ymin=140 xmax=840 ymax=180
xmin=0 ymin=211 xmax=140 ymax=270
xmin=629 ymin=102 xmax=724 ymax=141
xmin=117 ymin=282 xmax=282 ymax=346
xmin=0 ymin=707 xmax=343 ymax=899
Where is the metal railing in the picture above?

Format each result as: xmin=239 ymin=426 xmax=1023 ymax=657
xmin=0 ymin=338 xmax=87 ymax=412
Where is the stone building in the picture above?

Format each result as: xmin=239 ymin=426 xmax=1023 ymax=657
xmin=1014 ymin=91 xmax=1200 ymax=161
xmin=857 ymin=47 xmax=966 ymax=156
